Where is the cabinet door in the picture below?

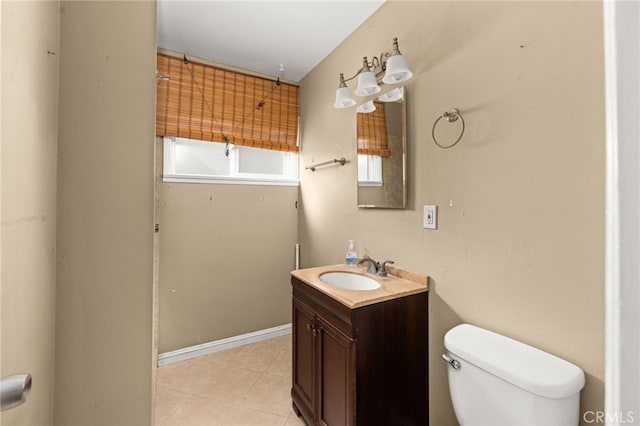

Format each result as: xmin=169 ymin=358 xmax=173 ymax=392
xmin=292 ymin=297 xmax=316 ymax=420
xmin=317 ymin=314 xmax=355 ymax=426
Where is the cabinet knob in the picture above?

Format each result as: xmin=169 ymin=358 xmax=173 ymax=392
xmin=306 ymin=323 xmax=320 ymax=337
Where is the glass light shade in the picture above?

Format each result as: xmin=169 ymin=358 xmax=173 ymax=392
xmin=382 ymin=54 xmax=413 ymax=84
xmin=356 ymin=100 xmax=376 ymax=113
xmin=378 ymin=87 xmax=403 ymax=102
xmin=355 ymin=71 xmax=381 ymax=96
xmin=334 ymin=86 xmax=356 ymax=108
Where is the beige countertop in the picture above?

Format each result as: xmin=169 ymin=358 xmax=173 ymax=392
xmin=291 ymin=264 xmax=428 ymax=309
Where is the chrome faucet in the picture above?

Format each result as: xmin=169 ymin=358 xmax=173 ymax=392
xmin=357 ymin=255 xmax=395 ymax=277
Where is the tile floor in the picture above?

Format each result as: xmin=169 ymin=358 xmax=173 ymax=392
xmin=154 ymin=334 xmax=306 ymax=426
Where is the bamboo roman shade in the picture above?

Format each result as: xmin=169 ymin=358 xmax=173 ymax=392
xmin=156 ymin=53 xmax=299 ymax=153
xmin=357 ymin=102 xmax=390 ymax=157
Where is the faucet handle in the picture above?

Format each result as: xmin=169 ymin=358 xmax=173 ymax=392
xmin=379 ymin=260 xmax=395 ymax=277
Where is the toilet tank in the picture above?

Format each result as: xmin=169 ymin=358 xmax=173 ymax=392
xmin=444 ymin=324 xmax=585 ymax=426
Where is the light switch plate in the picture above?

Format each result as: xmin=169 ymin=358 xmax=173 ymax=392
xmin=423 ymin=205 xmax=437 ymax=229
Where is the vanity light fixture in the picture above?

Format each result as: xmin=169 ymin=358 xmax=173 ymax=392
xmin=377 ymin=87 xmax=404 ymax=103
xmin=356 ymin=100 xmax=376 ymax=113
xmin=354 ymin=58 xmax=381 ymax=97
xmin=333 ymin=37 xmax=412 ymax=110
xmin=334 ymin=73 xmax=357 ymax=108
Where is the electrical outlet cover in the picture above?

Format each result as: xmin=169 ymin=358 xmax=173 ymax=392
xmin=423 ymin=205 xmax=437 ymax=229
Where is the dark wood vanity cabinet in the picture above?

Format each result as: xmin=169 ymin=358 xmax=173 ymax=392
xmin=291 ymin=276 xmax=428 ymax=426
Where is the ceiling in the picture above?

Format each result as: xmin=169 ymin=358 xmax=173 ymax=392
xmin=156 ymin=0 xmax=386 ymax=83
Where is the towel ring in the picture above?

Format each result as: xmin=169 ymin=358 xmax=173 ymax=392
xmin=432 ymin=109 xmax=465 ymax=149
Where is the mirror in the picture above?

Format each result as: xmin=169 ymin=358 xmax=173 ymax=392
xmin=357 ymin=87 xmax=406 ymax=208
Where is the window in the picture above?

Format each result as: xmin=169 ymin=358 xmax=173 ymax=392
xmin=157 ymin=53 xmax=300 ymax=186
xmin=163 ymin=137 xmax=299 ymax=186
xmin=357 ymin=101 xmax=391 ymax=157
xmin=357 ymin=155 xmax=382 ymax=186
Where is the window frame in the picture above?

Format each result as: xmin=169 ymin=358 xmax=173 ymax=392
xmin=162 ymin=137 xmax=300 ymax=187
xmin=357 ymin=154 xmax=383 ymax=187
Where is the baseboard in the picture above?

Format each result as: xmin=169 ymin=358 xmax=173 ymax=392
xmin=157 ymin=323 xmax=292 ymax=367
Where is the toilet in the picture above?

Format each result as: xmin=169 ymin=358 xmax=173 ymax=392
xmin=443 ymin=324 xmax=585 ymax=426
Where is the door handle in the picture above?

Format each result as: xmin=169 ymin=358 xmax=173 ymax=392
xmin=1 ymin=374 xmax=32 ymax=411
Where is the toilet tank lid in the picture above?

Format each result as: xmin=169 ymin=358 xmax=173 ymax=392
xmin=444 ymin=324 xmax=585 ymax=399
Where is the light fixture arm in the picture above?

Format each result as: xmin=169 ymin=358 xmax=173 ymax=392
xmin=342 ymin=58 xmax=371 ymax=84
xmin=341 ymin=69 xmax=361 ymax=84
xmin=341 ymin=53 xmax=390 ymax=84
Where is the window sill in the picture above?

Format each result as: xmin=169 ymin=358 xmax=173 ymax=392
xmin=358 ymin=181 xmax=383 ymax=187
xmin=163 ymin=174 xmax=300 ymax=187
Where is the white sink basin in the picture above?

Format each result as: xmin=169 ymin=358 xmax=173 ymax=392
xmin=319 ymin=272 xmax=381 ymax=291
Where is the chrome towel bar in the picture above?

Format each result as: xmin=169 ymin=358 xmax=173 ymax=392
xmin=305 ymin=157 xmax=346 ymax=172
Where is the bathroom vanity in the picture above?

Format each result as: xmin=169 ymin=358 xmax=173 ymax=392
xmin=290 ymin=265 xmax=428 ymax=425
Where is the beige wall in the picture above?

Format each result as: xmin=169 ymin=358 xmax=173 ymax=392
xmin=299 ymin=2 xmax=605 ymax=425
xmin=157 ymin=174 xmax=298 ymax=353
xmin=1 ymin=1 xmax=59 ymax=424
xmin=55 ymin=1 xmax=156 ymax=424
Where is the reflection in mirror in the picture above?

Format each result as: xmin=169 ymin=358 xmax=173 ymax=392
xmin=357 ymin=87 xmax=406 ymax=208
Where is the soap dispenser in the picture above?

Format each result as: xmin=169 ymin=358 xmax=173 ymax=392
xmin=345 ymin=240 xmax=358 ymax=265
